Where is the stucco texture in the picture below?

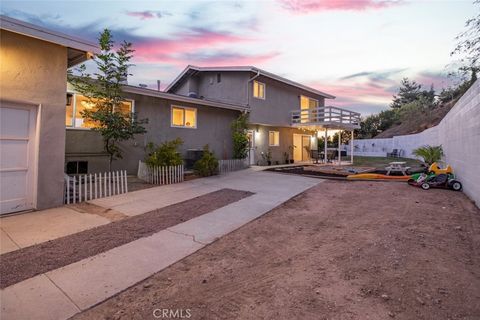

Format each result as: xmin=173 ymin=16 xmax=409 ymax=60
xmin=65 ymin=92 xmax=241 ymax=174
xmin=0 ymin=30 xmax=67 ymax=209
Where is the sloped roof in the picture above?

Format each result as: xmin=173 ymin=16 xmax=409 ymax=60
xmin=0 ymin=15 xmax=99 ymax=67
xmin=123 ymin=85 xmax=248 ymax=112
xmin=165 ymin=65 xmax=336 ymax=99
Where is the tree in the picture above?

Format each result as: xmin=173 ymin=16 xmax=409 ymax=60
xmin=390 ymin=78 xmax=423 ymax=109
xmin=231 ymin=113 xmax=249 ymax=159
xmin=68 ymin=29 xmax=147 ymax=170
xmin=451 ymin=1 xmax=480 ymax=80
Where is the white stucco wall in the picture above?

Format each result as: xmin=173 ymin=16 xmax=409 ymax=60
xmin=348 ymin=79 xmax=479 ymax=206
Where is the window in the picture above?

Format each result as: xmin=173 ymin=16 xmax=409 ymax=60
xmin=300 ymin=96 xmax=319 ymax=110
xmin=66 ymin=161 xmax=88 ymax=174
xmin=66 ymin=93 xmax=74 ymax=127
xmin=269 ymin=131 xmax=280 ymax=146
xmin=253 ymin=80 xmax=265 ymax=99
xmin=66 ymin=93 xmax=133 ymax=129
xmin=171 ymin=106 xmax=197 ymax=128
xmin=300 ymin=96 xmax=318 ymax=123
xmin=216 ymin=73 xmax=221 ymax=83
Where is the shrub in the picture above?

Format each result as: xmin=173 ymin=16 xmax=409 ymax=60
xmin=145 ymin=138 xmax=183 ymax=167
xmin=194 ymin=145 xmax=219 ymax=177
xmin=231 ymin=113 xmax=249 ymax=159
xmin=412 ymin=145 xmax=444 ymax=165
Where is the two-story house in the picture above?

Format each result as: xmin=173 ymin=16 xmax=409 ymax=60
xmin=165 ymin=65 xmax=360 ymax=165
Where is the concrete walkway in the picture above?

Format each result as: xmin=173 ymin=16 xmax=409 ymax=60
xmin=1 ymin=169 xmax=321 ymax=320
xmin=0 ymin=207 xmax=110 ymax=255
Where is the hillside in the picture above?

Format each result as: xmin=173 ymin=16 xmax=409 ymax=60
xmin=374 ymin=99 xmax=458 ymax=138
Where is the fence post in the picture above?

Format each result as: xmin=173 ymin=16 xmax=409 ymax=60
xmin=66 ymin=176 xmax=70 ymax=204
xmin=124 ymin=170 xmax=128 ymax=193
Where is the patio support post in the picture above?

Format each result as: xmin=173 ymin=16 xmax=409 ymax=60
xmin=350 ymin=130 xmax=354 ymax=164
xmin=324 ymin=128 xmax=328 ymax=163
xmin=338 ymin=130 xmax=342 ymax=165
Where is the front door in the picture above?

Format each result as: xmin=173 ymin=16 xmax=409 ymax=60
xmin=247 ymin=130 xmax=255 ymax=165
xmin=293 ymin=134 xmax=311 ymax=162
xmin=0 ymin=102 xmax=37 ymax=214
xmin=302 ymin=135 xmax=311 ymax=161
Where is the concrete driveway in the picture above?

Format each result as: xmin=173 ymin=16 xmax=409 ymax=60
xmin=1 ymin=169 xmax=321 ymax=320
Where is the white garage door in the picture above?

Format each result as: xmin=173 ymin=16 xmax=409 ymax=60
xmin=0 ymin=103 xmax=37 ymax=215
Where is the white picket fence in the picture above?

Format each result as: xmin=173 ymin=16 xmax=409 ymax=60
xmin=64 ymin=170 xmax=128 ymax=204
xmin=219 ymin=158 xmax=249 ymax=175
xmin=137 ymin=161 xmax=184 ymax=185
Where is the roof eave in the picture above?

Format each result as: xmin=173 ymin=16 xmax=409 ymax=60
xmin=0 ymin=15 xmax=100 ymax=59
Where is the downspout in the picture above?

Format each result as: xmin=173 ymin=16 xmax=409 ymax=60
xmin=247 ymin=70 xmax=261 ymax=107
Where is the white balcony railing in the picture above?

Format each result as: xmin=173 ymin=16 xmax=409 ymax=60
xmin=291 ymin=106 xmax=361 ymax=129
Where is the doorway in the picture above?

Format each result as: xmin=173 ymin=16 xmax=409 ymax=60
xmin=0 ymin=102 xmax=38 ymax=215
xmin=293 ymin=134 xmax=311 ymax=162
xmin=247 ymin=130 xmax=255 ymax=165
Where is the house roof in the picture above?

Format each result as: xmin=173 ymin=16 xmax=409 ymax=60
xmin=123 ymin=85 xmax=249 ymax=112
xmin=0 ymin=15 xmax=100 ymax=67
xmin=165 ymin=65 xmax=336 ymax=99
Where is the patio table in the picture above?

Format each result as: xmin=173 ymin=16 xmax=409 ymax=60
xmin=386 ymin=161 xmax=410 ymax=176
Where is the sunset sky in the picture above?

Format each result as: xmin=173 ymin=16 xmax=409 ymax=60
xmin=1 ymin=0 xmax=476 ymax=115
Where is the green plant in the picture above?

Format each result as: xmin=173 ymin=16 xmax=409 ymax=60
xmin=145 ymin=138 xmax=183 ymax=167
xmin=261 ymin=149 xmax=272 ymax=165
xmin=283 ymin=151 xmax=289 ymax=164
xmin=194 ymin=145 xmax=219 ymax=177
xmin=412 ymin=145 xmax=444 ymax=165
xmin=231 ymin=113 xmax=249 ymax=159
xmin=68 ymin=29 xmax=147 ymax=170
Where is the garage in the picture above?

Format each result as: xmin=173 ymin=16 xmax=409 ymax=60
xmin=0 ymin=102 xmax=38 ymax=215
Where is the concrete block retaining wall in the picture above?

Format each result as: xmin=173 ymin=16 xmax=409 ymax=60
xmin=348 ymin=79 xmax=480 ymax=207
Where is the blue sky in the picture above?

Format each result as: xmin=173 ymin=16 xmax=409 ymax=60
xmin=1 ymin=0 xmax=476 ymax=115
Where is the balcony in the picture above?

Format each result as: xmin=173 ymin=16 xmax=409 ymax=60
xmin=291 ymin=106 xmax=361 ymax=130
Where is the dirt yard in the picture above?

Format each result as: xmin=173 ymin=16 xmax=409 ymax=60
xmin=74 ymin=180 xmax=480 ymax=320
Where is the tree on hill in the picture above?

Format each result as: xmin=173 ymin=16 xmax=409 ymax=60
xmin=390 ymin=78 xmax=422 ymax=109
xmin=451 ymin=0 xmax=479 ymax=80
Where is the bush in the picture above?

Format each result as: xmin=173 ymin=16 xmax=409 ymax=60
xmin=145 ymin=138 xmax=183 ymax=167
xmin=412 ymin=145 xmax=444 ymax=165
xmin=231 ymin=113 xmax=249 ymax=159
xmin=194 ymin=145 xmax=219 ymax=177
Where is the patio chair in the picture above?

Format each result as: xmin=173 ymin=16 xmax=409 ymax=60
xmin=310 ymin=150 xmax=321 ymax=164
xmin=387 ymin=149 xmax=399 ymax=158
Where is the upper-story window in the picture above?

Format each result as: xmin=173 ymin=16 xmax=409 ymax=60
xmin=171 ymin=105 xmax=197 ymax=129
xmin=300 ymin=95 xmax=319 ymax=110
xmin=66 ymin=93 xmax=133 ymax=129
xmin=253 ymin=80 xmax=266 ymax=100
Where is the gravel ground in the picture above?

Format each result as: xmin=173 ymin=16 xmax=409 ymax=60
xmin=73 ymin=180 xmax=480 ymax=320
xmin=0 ymin=189 xmax=252 ymax=289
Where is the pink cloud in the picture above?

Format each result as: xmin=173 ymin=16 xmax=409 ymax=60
xmin=132 ymin=29 xmax=253 ymax=65
xmin=278 ymin=0 xmax=403 ymax=13
xmin=176 ymin=51 xmax=280 ymax=67
xmin=125 ymin=10 xmax=166 ymax=20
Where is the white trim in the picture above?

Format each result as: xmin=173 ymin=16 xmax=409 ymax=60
xmin=253 ymin=80 xmax=266 ymax=100
xmin=170 ymin=105 xmax=197 ymax=129
xmin=268 ymin=130 xmax=280 ymax=147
